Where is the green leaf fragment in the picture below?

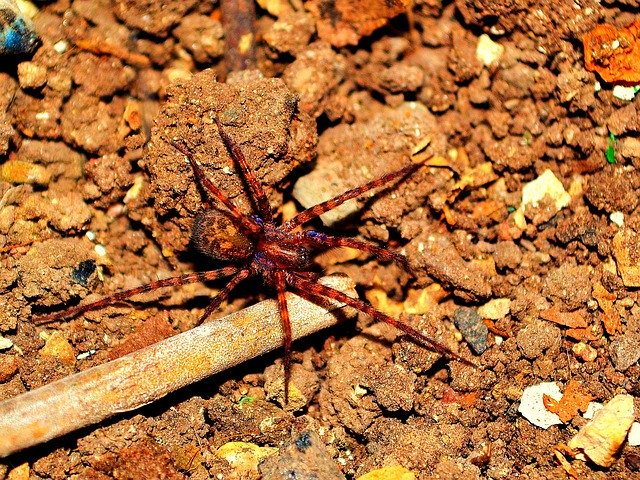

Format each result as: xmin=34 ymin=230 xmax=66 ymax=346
xmin=238 ymin=395 xmax=256 ymax=406
xmin=606 ymin=133 xmax=617 ymax=164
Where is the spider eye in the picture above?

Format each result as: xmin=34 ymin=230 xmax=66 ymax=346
xmin=192 ymin=210 xmax=254 ymax=261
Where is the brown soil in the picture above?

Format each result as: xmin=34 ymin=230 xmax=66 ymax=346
xmin=1 ymin=0 xmax=640 ymax=479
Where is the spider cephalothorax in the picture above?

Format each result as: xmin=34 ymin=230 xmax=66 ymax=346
xmin=36 ymin=117 xmax=472 ymax=401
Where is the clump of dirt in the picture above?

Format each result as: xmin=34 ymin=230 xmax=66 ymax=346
xmin=1 ymin=0 xmax=640 ymax=479
xmin=133 ymin=72 xmax=317 ymax=255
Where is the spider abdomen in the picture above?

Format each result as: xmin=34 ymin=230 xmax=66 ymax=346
xmin=192 ymin=210 xmax=254 ymax=260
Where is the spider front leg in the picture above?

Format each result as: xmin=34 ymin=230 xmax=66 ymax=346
xmin=34 ymin=267 xmax=240 ymax=324
xmin=168 ymin=139 xmax=261 ymax=235
xmin=301 ymin=230 xmax=411 ymax=272
xmin=214 ymin=117 xmax=273 ymax=223
xmin=286 ymin=272 xmax=475 ymax=367
xmin=284 ymin=162 xmax=430 ymax=231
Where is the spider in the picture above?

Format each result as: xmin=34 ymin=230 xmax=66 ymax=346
xmin=36 ymin=118 xmax=472 ymax=401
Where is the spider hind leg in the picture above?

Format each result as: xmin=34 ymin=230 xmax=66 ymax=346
xmin=286 ymin=272 xmax=475 ymax=368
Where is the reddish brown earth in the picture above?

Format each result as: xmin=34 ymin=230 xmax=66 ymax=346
xmin=1 ymin=0 xmax=640 ymax=479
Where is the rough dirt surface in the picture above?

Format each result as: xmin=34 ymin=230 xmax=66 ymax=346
xmin=1 ymin=0 xmax=640 ymax=479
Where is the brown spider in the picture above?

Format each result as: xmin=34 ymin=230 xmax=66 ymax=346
xmin=36 ymin=118 xmax=472 ymax=401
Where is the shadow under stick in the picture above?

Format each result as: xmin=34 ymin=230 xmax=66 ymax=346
xmin=0 ymin=275 xmax=357 ymax=458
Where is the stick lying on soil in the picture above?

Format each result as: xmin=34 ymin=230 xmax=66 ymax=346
xmin=0 ymin=275 xmax=357 ymax=458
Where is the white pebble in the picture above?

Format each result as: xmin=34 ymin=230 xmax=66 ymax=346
xmin=53 ymin=39 xmax=68 ymax=53
xmin=584 ymin=401 xmax=603 ymax=419
xmin=609 ymin=211 xmax=624 ymax=227
xmin=612 ymin=85 xmax=639 ymax=101
xmin=478 ymin=298 xmax=511 ymax=320
xmin=513 ymin=169 xmax=571 ymax=229
xmin=476 ymin=34 xmax=504 ymax=66
xmin=628 ymin=422 xmax=640 ymax=447
xmin=77 ymin=349 xmax=97 ymax=360
xmin=0 ymin=335 xmax=13 ymax=350
xmin=518 ymin=382 xmax=563 ymax=429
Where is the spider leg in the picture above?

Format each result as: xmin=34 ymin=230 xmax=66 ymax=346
xmin=274 ymin=270 xmax=292 ymax=404
xmin=34 ymin=266 xmax=240 ymax=325
xmin=286 ymin=272 xmax=475 ymax=367
xmin=301 ymin=231 xmax=411 ymax=272
xmin=197 ymin=268 xmax=251 ymax=324
xmin=167 ymin=139 xmax=261 ymax=234
xmin=285 ymin=162 xmax=429 ymax=231
xmin=214 ymin=117 xmax=273 ymax=223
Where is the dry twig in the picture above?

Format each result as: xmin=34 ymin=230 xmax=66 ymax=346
xmin=0 ymin=275 xmax=356 ymax=458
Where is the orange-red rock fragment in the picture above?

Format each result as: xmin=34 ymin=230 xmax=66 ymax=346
xmin=583 ymin=20 xmax=640 ymax=85
xmin=543 ymin=380 xmax=593 ymax=423
xmin=306 ymin=0 xmax=409 ymax=47
xmin=540 ymin=306 xmax=588 ymax=329
xmin=108 ymin=313 xmax=176 ymax=360
xmin=592 ymin=282 xmax=622 ymax=335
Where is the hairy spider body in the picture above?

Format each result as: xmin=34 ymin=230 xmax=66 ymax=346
xmin=36 ymin=118 xmax=472 ymax=402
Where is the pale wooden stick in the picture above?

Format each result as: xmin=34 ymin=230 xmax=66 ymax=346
xmin=0 ymin=275 xmax=356 ymax=458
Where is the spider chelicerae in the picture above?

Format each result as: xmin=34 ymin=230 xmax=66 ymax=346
xmin=36 ymin=117 xmax=472 ymax=400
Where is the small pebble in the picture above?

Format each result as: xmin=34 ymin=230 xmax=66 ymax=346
xmin=0 ymin=0 xmax=39 ymax=56
xmin=123 ymin=174 xmax=144 ymax=204
xmin=612 ymin=229 xmax=640 ymax=287
xmin=628 ymin=422 xmax=640 ymax=447
xmin=453 ymin=307 xmax=488 ymax=354
xmin=17 ymin=60 xmax=46 ymax=89
xmin=216 ymin=442 xmax=277 ymax=475
xmin=0 ymin=353 xmax=18 ymax=381
xmin=518 ymin=382 xmax=563 ymax=429
xmin=612 ymin=84 xmax=639 ymax=101
xmin=0 ymin=160 xmax=50 ymax=185
xmin=584 ymin=401 xmax=603 ymax=419
xmin=610 ymin=211 xmax=624 ymax=227
xmin=94 ymin=244 xmax=107 ymax=257
xmin=625 ymin=452 xmax=640 ymax=472
xmin=256 ymin=0 xmax=293 ymax=17
xmin=6 ymin=462 xmax=29 ymax=480
xmin=516 ymin=319 xmax=561 ymax=359
xmin=259 ymin=431 xmax=344 ymax=480
xmin=71 ymin=259 xmax=96 ymax=286
xmin=475 ymin=34 xmax=504 ymax=66
xmin=40 ymin=331 xmax=76 ymax=366
xmin=513 ymin=169 xmax=571 ymax=229
xmin=609 ymin=329 xmax=640 ymax=372
xmin=293 ymin=167 xmax=360 ymax=226
xmin=357 ymin=465 xmax=415 ymax=480
xmin=568 ymin=394 xmax=635 ymax=467
xmin=572 ymin=342 xmax=597 ymax=362
xmin=477 ymin=298 xmax=511 ymax=320
xmin=52 ymin=39 xmax=68 ymax=53
xmin=619 ymin=137 xmax=640 ymax=163
xmin=0 ymin=335 xmax=13 ymax=350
